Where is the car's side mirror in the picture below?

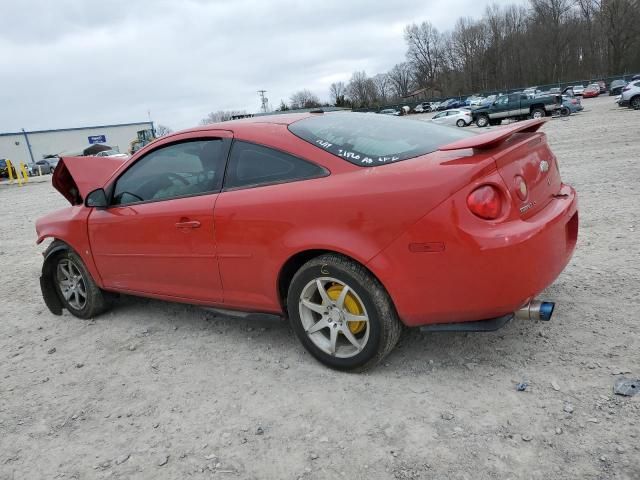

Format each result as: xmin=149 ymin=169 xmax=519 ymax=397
xmin=85 ymin=188 xmax=108 ymax=208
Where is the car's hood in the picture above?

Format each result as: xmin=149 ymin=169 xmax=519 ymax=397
xmin=52 ymin=156 xmax=126 ymax=205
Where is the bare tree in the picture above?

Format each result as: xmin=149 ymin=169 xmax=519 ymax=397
xmin=404 ymin=21 xmax=445 ymax=89
xmin=346 ymin=71 xmax=377 ymax=107
xmin=329 ymin=81 xmax=347 ymax=106
xmin=596 ymin=0 xmax=640 ymax=74
xmin=200 ymin=110 xmax=247 ymax=124
xmin=372 ymin=73 xmax=392 ymax=103
xmin=154 ymin=124 xmax=173 ymax=137
xmin=289 ymin=89 xmax=321 ymax=109
xmin=387 ymin=63 xmax=413 ymax=98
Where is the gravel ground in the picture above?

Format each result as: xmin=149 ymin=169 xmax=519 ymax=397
xmin=1 ymin=96 xmax=639 ymax=480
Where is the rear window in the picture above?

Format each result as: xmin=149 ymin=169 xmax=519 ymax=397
xmin=288 ymin=112 xmax=474 ymax=167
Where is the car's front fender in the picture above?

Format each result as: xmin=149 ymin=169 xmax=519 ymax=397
xmin=35 ymin=206 xmax=103 ymax=287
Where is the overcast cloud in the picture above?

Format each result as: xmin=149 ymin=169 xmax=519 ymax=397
xmin=1 ymin=0 xmax=527 ymax=132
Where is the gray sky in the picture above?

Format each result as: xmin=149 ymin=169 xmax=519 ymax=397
xmin=1 ymin=0 xmax=527 ymax=132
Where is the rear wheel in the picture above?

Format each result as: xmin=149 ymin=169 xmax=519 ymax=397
xmin=53 ymin=250 xmax=111 ymax=319
xmin=531 ymin=107 xmax=546 ymax=119
xmin=476 ymin=114 xmax=490 ymax=127
xmin=287 ymin=254 xmax=402 ymax=371
xmin=456 ymin=119 xmax=466 ymax=127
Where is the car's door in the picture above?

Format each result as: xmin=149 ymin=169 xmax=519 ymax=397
xmin=444 ymin=110 xmax=460 ymax=125
xmin=214 ymin=140 xmax=328 ymax=312
xmin=491 ymin=95 xmax=510 ymax=118
xmin=432 ymin=112 xmax=447 ymax=123
xmin=88 ymin=133 xmax=231 ymax=302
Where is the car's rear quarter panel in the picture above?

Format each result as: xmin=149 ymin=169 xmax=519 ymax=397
xmin=215 ymin=124 xmax=500 ymax=313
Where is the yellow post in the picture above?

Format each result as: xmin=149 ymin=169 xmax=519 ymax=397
xmin=19 ymin=162 xmax=29 ymax=183
xmin=6 ymin=160 xmax=22 ymax=185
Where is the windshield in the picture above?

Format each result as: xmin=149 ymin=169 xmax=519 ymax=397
xmin=288 ymin=112 xmax=474 ymax=167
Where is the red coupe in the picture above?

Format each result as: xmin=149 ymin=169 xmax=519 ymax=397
xmin=582 ymin=85 xmax=600 ymax=98
xmin=36 ymin=113 xmax=578 ymax=370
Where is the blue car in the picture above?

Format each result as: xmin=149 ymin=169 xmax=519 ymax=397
xmin=562 ymin=95 xmax=583 ymax=114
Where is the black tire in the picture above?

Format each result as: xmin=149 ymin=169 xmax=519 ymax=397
xmin=456 ymin=119 xmax=466 ymax=127
xmin=476 ymin=114 xmax=490 ymax=127
xmin=52 ymin=249 xmax=111 ymax=319
xmin=287 ymin=253 xmax=402 ymax=372
xmin=630 ymin=96 xmax=640 ymax=110
xmin=560 ymin=106 xmax=571 ymax=117
xmin=530 ymin=107 xmax=546 ymax=119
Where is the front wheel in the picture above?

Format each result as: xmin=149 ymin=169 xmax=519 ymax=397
xmin=560 ymin=106 xmax=571 ymax=117
xmin=531 ymin=107 xmax=546 ymax=119
xmin=476 ymin=114 xmax=489 ymax=127
xmin=631 ymin=96 xmax=640 ymax=110
xmin=52 ymin=250 xmax=111 ymax=319
xmin=456 ymin=119 xmax=466 ymax=127
xmin=287 ymin=254 xmax=402 ymax=371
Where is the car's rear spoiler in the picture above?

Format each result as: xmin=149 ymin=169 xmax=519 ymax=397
xmin=439 ymin=119 xmax=546 ymax=151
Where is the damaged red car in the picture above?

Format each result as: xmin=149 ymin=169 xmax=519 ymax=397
xmin=36 ymin=113 xmax=578 ymax=371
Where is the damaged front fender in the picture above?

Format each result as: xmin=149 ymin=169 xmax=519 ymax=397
xmin=39 ymin=241 xmax=70 ymax=315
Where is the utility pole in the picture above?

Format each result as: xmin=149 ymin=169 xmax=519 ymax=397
xmin=257 ymin=90 xmax=268 ymax=113
xmin=21 ymin=128 xmax=35 ymax=164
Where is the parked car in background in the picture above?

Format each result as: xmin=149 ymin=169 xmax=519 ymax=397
xmin=609 ymin=79 xmax=627 ymax=96
xmin=436 ymin=99 xmax=456 ymax=111
xmin=618 ymin=81 xmax=640 ymax=109
xmin=93 ymin=149 xmax=129 ymax=159
xmin=0 ymin=158 xmax=17 ymax=178
xmin=479 ymin=95 xmax=498 ymax=107
xmin=466 ymin=96 xmax=485 ymax=107
xmin=35 ymin=112 xmax=578 ymax=371
xmin=29 ymin=159 xmax=54 ymax=175
xmin=582 ymin=84 xmax=600 ymax=98
xmin=472 ymin=92 xmax=561 ymax=127
xmin=437 ymin=99 xmax=466 ymax=110
xmin=595 ymin=80 xmax=606 ymax=93
xmin=523 ymin=87 xmax=541 ymax=97
xmin=379 ymin=108 xmax=400 ymax=116
xmin=572 ymin=85 xmax=586 ymax=96
xmin=549 ymin=87 xmax=561 ymax=94
xmin=429 ymin=108 xmax=473 ymax=127
xmin=562 ymin=95 xmax=583 ymax=114
xmin=413 ymin=102 xmax=439 ymax=113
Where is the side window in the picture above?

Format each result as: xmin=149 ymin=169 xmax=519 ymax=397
xmin=509 ymin=94 xmax=520 ymax=103
xmin=446 ymin=110 xmax=459 ymax=116
xmin=433 ymin=112 xmax=445 ymax=119
xmin=112 ymin=138 xmax=229 ymax=205
xmin=496 ymin=96 xmax=509 ymax=106
xmin=224 ymin=141 xmax=326 ymax=190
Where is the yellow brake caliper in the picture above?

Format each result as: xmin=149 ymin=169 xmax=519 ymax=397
xmin=327 ymin=284 xmax=366 ymax=335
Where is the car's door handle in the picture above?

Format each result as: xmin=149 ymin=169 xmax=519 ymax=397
xmin=175 ymin=219 xmax=201 ymax=229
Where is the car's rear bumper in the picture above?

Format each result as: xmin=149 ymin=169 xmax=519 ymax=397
xmin=368 ymin=184 xmax=578 ymax=327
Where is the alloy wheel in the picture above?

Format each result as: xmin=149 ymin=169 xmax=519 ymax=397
xmin=57 ymin=259 xmax=88 ymax=310
xmin=298 ymin=277 xmax=370 ymax=358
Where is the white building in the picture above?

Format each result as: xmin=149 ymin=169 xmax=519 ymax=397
xmin=0 ymin=121 xmax=154 ymax=166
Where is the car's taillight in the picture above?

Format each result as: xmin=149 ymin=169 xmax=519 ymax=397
xmin=467 ymin=185 xmax=502 ymax=220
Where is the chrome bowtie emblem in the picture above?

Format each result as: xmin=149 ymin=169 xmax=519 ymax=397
xmin=539 ymin=160 xmax=549 ymax=173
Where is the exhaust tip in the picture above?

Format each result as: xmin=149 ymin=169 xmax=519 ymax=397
xmin=539 ymin=302 xmax=555 ymax=321
xmin=515 ymin=300 xmax=556 ymax=321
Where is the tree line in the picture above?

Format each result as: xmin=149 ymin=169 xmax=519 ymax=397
xmin=322 ymin=0 xmax=640 ymax=109
xmin=201 ymin=0 xmax=639 ymax=120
